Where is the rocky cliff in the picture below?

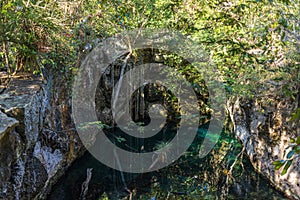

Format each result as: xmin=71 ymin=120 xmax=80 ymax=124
xmin=0 ymin=73 xmax=83 ymax=199
xmin=227 ymin=85 xmax=300 ymax=199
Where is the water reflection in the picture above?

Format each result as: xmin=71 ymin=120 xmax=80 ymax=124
xmin=48 ymin=124 xmax=286 ymax=200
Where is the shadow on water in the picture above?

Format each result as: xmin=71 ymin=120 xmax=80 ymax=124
xmin=48 ymin=123 xmax=287 ymax=200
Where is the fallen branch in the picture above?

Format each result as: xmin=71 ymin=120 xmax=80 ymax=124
xmin=80 ymin=168 xmax=93 ymax=200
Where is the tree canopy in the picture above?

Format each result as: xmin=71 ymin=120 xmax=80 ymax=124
xmin=1 ymin=0 xmax=298 ymax=97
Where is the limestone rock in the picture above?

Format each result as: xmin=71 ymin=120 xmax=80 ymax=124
xmin=0 ymin=75 xmax=84 ymax=200
xmin=228 ymin=94 xmax=300 ymax=200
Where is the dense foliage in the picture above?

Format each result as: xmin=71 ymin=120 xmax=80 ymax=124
xmin=1 ymin=0 xmax=299 ymax=95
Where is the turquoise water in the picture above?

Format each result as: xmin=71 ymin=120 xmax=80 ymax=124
xmin=48 ymin=124 xmax=287 ymax=200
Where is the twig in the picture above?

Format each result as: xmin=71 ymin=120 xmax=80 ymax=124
xmin=80 ymin=168 xmax=93 ymax=200
xmin=226 ymin=145 xmax=246 ymax=183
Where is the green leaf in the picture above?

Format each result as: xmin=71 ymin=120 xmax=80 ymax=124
xmin=272 ymin=160 xmax=285 ymax=170
xmin=290 ymin=138 xmax=295 ymax=143
xmin=296 ymin=136 xmax=300 ymax=145
xmin=290 ymin=108 xmax=300 ymax=121
xmin=116 ymin=137 xmax=126 ymax=143
xmin=275 ymin=163 xmax=285 ymax=170
xmin=272 ymin=161 xmax=282 ymax=165
xmin=281 ymin=160 xmax=292 ymax=176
